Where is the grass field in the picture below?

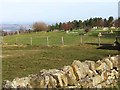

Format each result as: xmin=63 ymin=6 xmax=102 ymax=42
xmin=2 ymin=29 xmax=120 ymax=80
xmin=3 ymin=29 xmax=120 ymax=46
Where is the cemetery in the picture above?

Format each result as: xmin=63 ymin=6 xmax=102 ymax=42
xmin=2 ymin=28 xmax=120 ymax=89
xmin=1 ymin=0 xmax=120 ymax=89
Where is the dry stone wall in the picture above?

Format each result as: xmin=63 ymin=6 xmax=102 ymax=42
xmin=2 ymin=55 xmax=120 ymax=89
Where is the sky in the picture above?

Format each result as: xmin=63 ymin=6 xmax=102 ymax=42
xmin=118 ymin=1 xmax=120 ymax=17
xmin=0 ymin=0 xmax=119 ymax=24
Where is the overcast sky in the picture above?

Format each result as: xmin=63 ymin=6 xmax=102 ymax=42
xmin=1 ymin=0 xmax=119 ymax=24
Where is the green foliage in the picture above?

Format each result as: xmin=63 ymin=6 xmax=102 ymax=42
xmin=47 ymin=16 xmax=118 ymax=31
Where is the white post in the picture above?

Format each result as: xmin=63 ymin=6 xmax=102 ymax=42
xmin=30 ymin=37 xmax=32 ymax=45
xmin=61 ymin=36 xmax=64 ymax=45
xmin=17 ymin=30 xmax=19 ymax=35
xmin=47 ymin=36 xmax=49 ymax=46
xmin=98 ymin=33 xmax=102 ymax=46
xmin=98 ymin=36 xmax=100 ymax=46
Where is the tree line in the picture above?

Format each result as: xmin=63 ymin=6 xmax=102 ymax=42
xmin=33 ymin=16 xmax=120 ymax=32
xmin=2 ymin=16 xmax=120 ymax=36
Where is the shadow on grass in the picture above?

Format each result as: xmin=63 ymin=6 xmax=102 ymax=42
xmin=85 ymin=43 xmax=120 ymax=51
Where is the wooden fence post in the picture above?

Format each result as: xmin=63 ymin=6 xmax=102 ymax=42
xmin=1 ymin=37 xmax=3 ymax=45
xmin=15 ymin=37 xmax=18 ymax=44
xmin=47 ymin=36 xmax=49 ymax=46
xmin=61 ymin=36 xmax=64 ymax=45
xmin=30 ymin=37 xmax=32 ymax=45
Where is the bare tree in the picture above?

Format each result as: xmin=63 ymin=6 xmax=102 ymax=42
xmin=33 ymin=22 xmax=48 ymax=32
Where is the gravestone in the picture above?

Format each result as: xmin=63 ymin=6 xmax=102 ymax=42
xmin=113 ymin=36 xmax=120 ymax=47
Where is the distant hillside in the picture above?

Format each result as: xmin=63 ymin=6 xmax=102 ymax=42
xmin=1 ymin=24 xmax=32 ymax=32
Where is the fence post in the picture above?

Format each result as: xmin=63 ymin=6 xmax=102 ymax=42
xmin=30 ymin=37 xmax=32 ymax=45
xmin=17 ymin=30 xmax=19 ymax=35
xmin=47 ymin=36 xmax=49 ymax=46
xmin=98 ymin=33 xmax=102 ymax=46
xmin=15 ymin=37 xmax=18 ymax=44
xmin=98 ymin=36 xmax=100 ymax=46
xmin=61 ymin=36 xmax=64 ymax=45
xmin=1 ymin=37 xmax=3 ymax=45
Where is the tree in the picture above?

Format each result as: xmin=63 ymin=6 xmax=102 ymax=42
xmin=79 ymin=20 xmax=83 ymax=29
xmin=67 ymin=21 xmax=74 ymax=30
xmin=55 ymin=23 xmax=59 ymax=29
xmin=118 ymin=17 xmax=120 ymax=27
xmin=47 ymin=25 xmax=52 ymax=32
xmin=103 ymin=18 xmax=108 ymax=27
xmin=93 ymin=18 xmax=98 ymax=27
xmin=51 ymin=24 xmax=55 ymax=31
xmin=88 ymin=18 xmax=93 ymax=27
xmin=33 ymin=22 xmax=48 ymax=32
xmin=59 ymin=22 xmax=63 ymax=30
xmin=108 ymin=16 xmax=114 ymax=27
xmin=72 ymin=20 xmax=79 ymax=29
xmin=83 ymin=20 xmax=89 ymax=27
xmin=114 ymin=17 xmax=120 ymax=28
xmin=97 ymin=18 xmax=104 ymax=28
xmin=62 ymin=23 xmax=69 ymax=31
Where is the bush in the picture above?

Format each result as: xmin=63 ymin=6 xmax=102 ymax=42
xmin=84 ymin=27 xmax=91 ymax=33
xmin=33 ymin=22 xmax=48 ymax=32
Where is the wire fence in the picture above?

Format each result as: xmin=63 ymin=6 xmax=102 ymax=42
xmin=3 ymin=35 xmax=117 ymax=46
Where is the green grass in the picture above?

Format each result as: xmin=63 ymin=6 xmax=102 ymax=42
xmin=2 ymin=45 xmax=119 ymax=80
xmin=3 ymin=29 xmax=119 ymax=46
xmin=2 ymin=29 xmax=120 ymax=81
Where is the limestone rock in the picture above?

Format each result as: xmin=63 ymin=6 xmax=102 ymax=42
xmin=2 ymin=80 xmax=13 ymax=89
xmin=62 ymin=66 xmax=79 ymax=86
xmin=30 ymin=69 xmax=58 ymax=88
xmin=103 ymin=58 xmax=113 ymax=70
xmin=96 ymin=62 xmax=107 ymax=73
xmin=71 ymin=60 xmax=92 ymax=80
xmin=92 ymin=75 xmax=103 ymax=87
xmin=49 ymin=75 xmax=57 ymax=88
xmin=109 ymin=55 xmax=119 ymax=69
xmin=2 ymin=77 xmax=32 ymax=89
xmin=85 ymin=60 xmax=98 ymax=75
xmin=2 ymin=55 xmax=119 ymax=89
